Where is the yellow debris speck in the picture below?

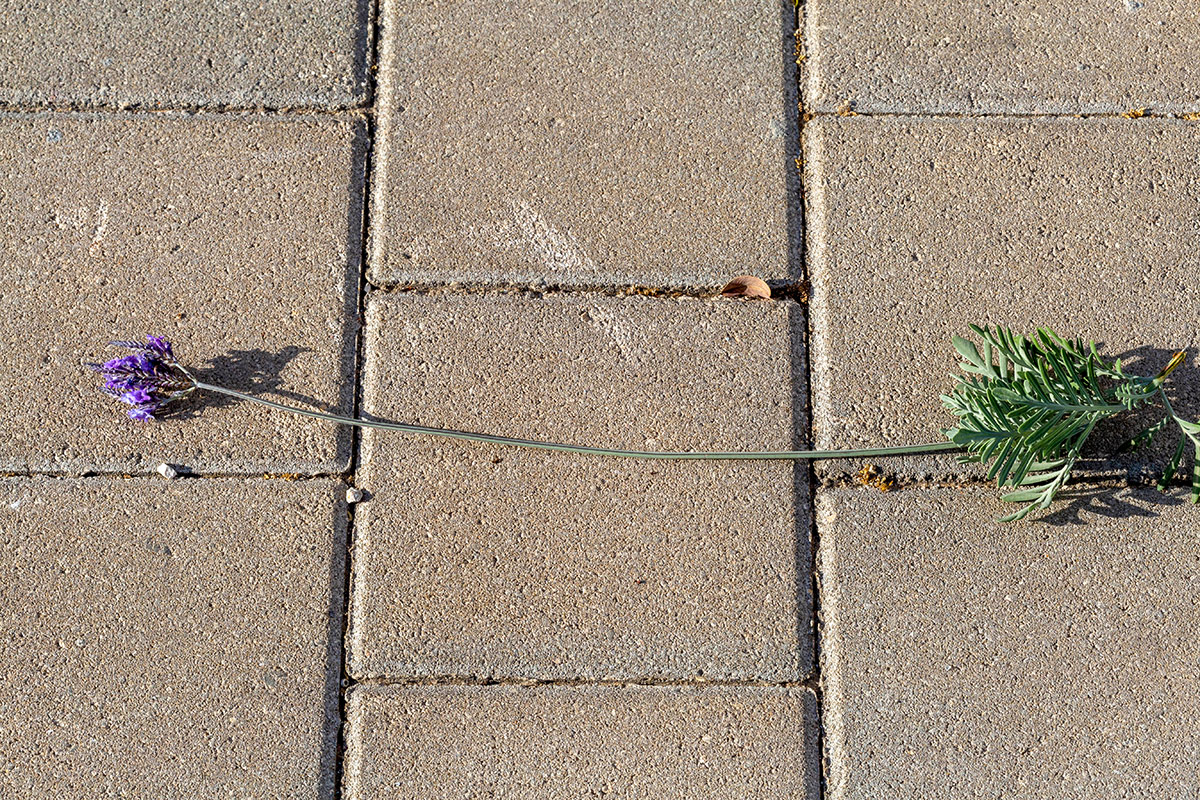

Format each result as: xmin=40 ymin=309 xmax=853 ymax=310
xmin=855 ymin=463 xmax=895 ymax=492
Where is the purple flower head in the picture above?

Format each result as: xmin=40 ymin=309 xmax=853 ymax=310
xmin=87 ymin=335 xmax=196 ymax=422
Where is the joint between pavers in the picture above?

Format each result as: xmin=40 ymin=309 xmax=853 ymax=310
xmin=0 ymin=100 xmax=374 ymax=117
xmin=792 ymin=2 xmax=832 ymax=796
xmin=0 ymin=469 xmax=353 ymax=482
xmin=334 ymin=0 xmax=383 ymax=792
xmin=351 ymin=674 xmax=819 ymax=690
xmin=806 ymin=109 xmax=1200 ymax=121
xmin=814 ymin=471 xmax=1185 ymax=495
xmin=365 ymin=280 xmax=811 ymax=304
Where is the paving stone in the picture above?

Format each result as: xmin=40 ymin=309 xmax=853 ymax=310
xmin=0 ymin=477 xmax=346 ymax=799
xmin=0 ymin=0 xmax=369 ymax=108
xmin=817 ymin=485 xmax=1200 ymax=799
xmin=802 ymin=0 xmax=1200 ymax=114
xmin=805 ymin=116 xmax=1200 ymax=480
xmin=0 ymin=112 xmax=365 ymax=475
xmin=345 ymin=684 xmax=819 ymax=799
xmin=351 ymin=293 xmax=810 ymax=680
xmin=369 ymin=0 xmax=799 ymax=287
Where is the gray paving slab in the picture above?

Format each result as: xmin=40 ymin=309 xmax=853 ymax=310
xmin=345 ymin=684 xmax=819 ymax=799
xmin=350 ymin=292 xmax=810 ymax=681
xmin=0 ymin=112 xmax=365 ymax=475
xmin=0 ymin=0 xmax=369 ymax=109
xmin=802 ymin=0 xmax=1200 ymax=114
xmin=369 ymin=0 xmax=798 ymax=287
xmin=0 ymin=477 xmax=345 ymax=799
xmin=805 ymin=116 xmax=1200 ymax=481
xmin=817 ymin=485 xmax=1200 ymax=799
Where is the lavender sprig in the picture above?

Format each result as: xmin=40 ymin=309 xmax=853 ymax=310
xmin=86 ymin=336 xmax=196 ymax=421
xmin=87 ymin=332 xmax=1198 ymax=521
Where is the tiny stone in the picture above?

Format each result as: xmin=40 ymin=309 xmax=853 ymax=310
xmin=346 ymin=487 xmax=364 ymax=504
xmin=156 ymin=463 xmax=177 ymax=479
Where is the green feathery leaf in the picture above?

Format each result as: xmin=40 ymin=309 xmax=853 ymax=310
xmin=943 ymin=326 xmax=1193 ymax=520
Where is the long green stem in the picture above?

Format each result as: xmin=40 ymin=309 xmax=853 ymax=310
xmin=193 ymin=381 xmax=961 ymax=461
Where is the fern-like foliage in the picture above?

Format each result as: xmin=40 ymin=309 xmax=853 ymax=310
xmin=942 ymin=325 xmax=1197 ymax=521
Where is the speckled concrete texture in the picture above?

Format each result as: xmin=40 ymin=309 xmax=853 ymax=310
xmin=0 ymin=0 xmax=370 ymax=108
xmin=0 ymin=113 xmax=365 ymax=475
xmin=817 ymin=485 xmax=1200 ymax=799
xmin=805 ymin=116 xmax=1200 ymax=480
xmin=803 ymin=0 xmax=1200 ymax=114
xmin=345 ymin=684 xmax=819 ymax=799
xmin=368 ymin=0 xmax=798 ymax=287
xmin=0 ymin=477 xmax=345 ymax=799
xmin=350 ymin=292 xmax=810 ymax=681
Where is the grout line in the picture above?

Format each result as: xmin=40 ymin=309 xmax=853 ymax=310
xmin=0 ymin=102 xmax=369 ymax=117
xmin=332 ymin=0 xmax=384 ymax=795
xmin=0 ymin=469 xmax=347 ymax=481
xmin=331 ymin=3 xmax=382 ymax=798
xmin=0 ymin=469 xmax=1159 ymax=490
xmin=0 ymin=467 xmax=1170 ymax=492
xmin=352 ymin=674 xmax=821 ymax=689
xmin=4 ymin=104 xmax=1191 ymax=123
xmin=792 ymin=2 xmax=830 ymax=799
xmin=805 ymin=109 xmax=1200 ymax=121
xmin=365 ymin=280 xmax=810 ymax=302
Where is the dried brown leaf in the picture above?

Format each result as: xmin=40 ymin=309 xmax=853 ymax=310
xmin=720 ymin=275 xmax=771 ymax=300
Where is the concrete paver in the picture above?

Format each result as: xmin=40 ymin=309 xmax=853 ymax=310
xmin=0 ymin=0 xmax=369 ymax=109
xmin=369 ymin=0 xmax=798 ymax=287
xmin=805 ymin=116 xmax=1200 ymax=480
xmin=0 ymin=477 xmax=346 ymax=799
xmin=817 ymin=485 xmax=1200 ymax=799
xmin=803 ymin=0 xmax=1200 ymax=114
xmin=350 ymin=292 xmax=810 ymax=681
xmin=0 ymin=113 xmax=365 ymax=475
xmin=344 ymin=684 xmax=819 ymax=799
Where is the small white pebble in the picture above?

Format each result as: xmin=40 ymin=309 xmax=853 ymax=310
xmin=156 ymin=463 xmax=177 ymax=479
xmin=346 ymin=487 xmax=364 ymax=504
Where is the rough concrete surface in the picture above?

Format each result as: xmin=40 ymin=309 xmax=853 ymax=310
xmin=0 ymin=113 xmax=365 ymax=475
xmin=369 ymin=0 xmax=798 ymax=287
xmin=0 ymin=477 xmax=346 ymax=799
xmin=803 ymin=0 xmax=1200 ymax=114
xmin=345 ymin=684 xmax=819 ymax=800
xmin=350 ymin=292 xmax=811 ymax=681
xmin=805 ymin=116 xmax=1200 ymax=480
xmin=817 ymin=485 xmax=1200 ymax=799
xmin=0 ymin=0 xmax=370 ymax=108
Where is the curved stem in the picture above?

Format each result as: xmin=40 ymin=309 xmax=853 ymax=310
xmin=194 ymin=381 xmax=961 ymax=461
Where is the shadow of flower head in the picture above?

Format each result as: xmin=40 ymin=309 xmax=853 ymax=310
xmin=161 ymin=345 xmax=339 ymax=421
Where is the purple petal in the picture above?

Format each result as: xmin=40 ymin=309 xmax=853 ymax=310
xmin=145 ymin=335 xmax=174 ymax=358
xmin=127 ymin=408 xmax=155 ymax=422
xmin=120 ymin=388 xmax=154 ymax=405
